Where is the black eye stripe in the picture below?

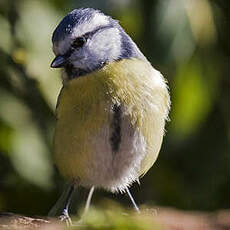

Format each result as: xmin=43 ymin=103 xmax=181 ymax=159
xmin=64 ymin=24 xmax=114 ymax=59
xmin=70 ymin=25 xmax=112 ymax=49
xmin=79 ymin=24 xmax=113 ymax=40
xmin=72 ymin=36 xmax=86 ymax=48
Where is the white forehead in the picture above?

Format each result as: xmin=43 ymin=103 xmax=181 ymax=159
xmin=53 ymin=12 xmax=110 ymax=55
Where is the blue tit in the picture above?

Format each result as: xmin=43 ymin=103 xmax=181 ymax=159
xmin=49 ymin=8 xmax=170 ymax=221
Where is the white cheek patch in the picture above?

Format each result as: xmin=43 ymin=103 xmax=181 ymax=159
xmin=88 ymin=28 xmax=121 ymax=61
xmin=72 ymin=13 xmax=110 ymax=38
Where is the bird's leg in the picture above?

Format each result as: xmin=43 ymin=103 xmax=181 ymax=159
xmin=59 ymin=182 xmax=75 ymax=225
xmin=82 ymin=186 xmax=95 ymax=217
xmin=125 ymin=188 xmax=140 ymax=213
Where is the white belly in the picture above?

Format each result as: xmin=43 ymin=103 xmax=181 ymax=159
xmin=80 ymin=111 xmax=146 ymax=192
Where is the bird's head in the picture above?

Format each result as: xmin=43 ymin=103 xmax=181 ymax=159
xmin=51 ymin=8 xmax=145 ymax=81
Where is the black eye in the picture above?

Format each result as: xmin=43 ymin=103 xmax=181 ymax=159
xmin=72 ymin=36 xmax=86 ymax=48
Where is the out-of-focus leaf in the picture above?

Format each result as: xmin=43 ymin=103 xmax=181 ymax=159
xmin=11 ymin=125 xmax=53 ymax=189
xmin=0 ymin=119 xmax=13 ymax=154
xmin=0 ymin=15 xmax=11 ymax=52
xmin=170 ymin=58 xmax=218 ymax=139
xmin=12 ymin=48 xmax=27 ymax=65
xmin=184 ymin=0 xmax=217 ymax=46
xmin=18 ymin=0 xmax=62 ymax=107
xmin=155 ymin=0 xmax=196 ymax=63
xmin=0 ymin=90 xmax=53 ymax=189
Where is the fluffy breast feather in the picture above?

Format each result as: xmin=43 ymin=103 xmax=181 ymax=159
xmin=55 ymin=58 xmax=170 ymax=190
xmin=100 ymin=59 xmax=170 ymax=176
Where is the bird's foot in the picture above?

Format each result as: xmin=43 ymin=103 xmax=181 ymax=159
xmin=59 ymin=209 xmax=72 ymax=226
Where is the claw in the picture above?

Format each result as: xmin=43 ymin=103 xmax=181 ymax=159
xmin=59 ymin=209 xmax=72 ymax=226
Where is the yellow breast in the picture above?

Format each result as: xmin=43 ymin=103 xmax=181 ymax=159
xmin=55 ymin=58 xmax=170 ymax=187
xmin=55 ymin=70 xmax=110 ymax=181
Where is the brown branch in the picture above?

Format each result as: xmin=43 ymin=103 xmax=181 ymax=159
xmin=0 ymin=208 xmax=230 ymax=230
xmin=0 ymin=213 xmax=63 ymax=230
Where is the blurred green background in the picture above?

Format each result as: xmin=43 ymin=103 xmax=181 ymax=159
xmin=0 ymin=0 xmax=229 ymax=216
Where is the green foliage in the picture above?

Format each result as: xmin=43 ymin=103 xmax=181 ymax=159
xmin=171 ymin=58 xmax=219 ymax=138
xmin=71 ymin=203 xmax=162 ymax=230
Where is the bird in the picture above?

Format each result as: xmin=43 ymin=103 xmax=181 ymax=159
xmin=49 ymin=8 xmax=170 ymax=222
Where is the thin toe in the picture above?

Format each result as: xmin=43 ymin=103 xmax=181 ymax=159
xmin=59 ymin=214 xmax=72 ymax=226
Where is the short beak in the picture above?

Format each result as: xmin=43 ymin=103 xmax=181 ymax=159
xmin=50 ymin=55 xmax=67 ymax=68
